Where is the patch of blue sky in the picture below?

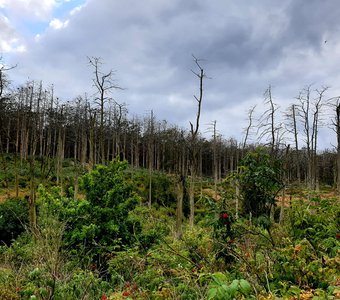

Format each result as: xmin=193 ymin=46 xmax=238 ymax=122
xmin=54 ymin=0 xmax=87 ymax=19
xmin=15 ymin=0 xmax=87 ymax=38
xmin=0 ymin=7 xmax=10 ymax=22
xmin=17 ymin=20 xmax=48 ymax=37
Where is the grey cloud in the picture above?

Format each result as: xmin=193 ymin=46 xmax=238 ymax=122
xmin=285 ymin=0 xmax=340 ymax=49
xmin=6 ymin=0 xmax=340 ymax=148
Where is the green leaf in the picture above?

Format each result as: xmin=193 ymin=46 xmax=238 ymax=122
xmin=212 ymin=272 xmax=227 ymax=285
xmin=228 ymin=280 xmax=239 ymax=296
xmin=289 ymin=286 xmax=301 ymax=296
xmin=207 ymin=287 xmax=218 ymax=300
xmin=239 ymin=279 xmax=252 ymax=295
xmin=38 ymin=287 xmax=48 ymax=297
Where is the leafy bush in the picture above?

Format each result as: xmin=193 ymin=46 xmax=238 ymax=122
xmin=235 ymin=148 xmax=284 ymax=218
xmin=287 ymin=197 xmax=339 ymax=257
xmin=207 ymin=272 xmax=254 ymax=300
xmin=78 ymin=160 xmax=141 ymax=250
xmin=0 ymin=197 xmax=28 ymax=245
xmin=267 ymin=196 xmax=340 ymax=291
xmin=34 ymin=160 xmax=142 ymax=268
xmin=54 ymin=269 xmax=110 ymax=300
xmin=0 ymin=190 xmax=112 ymax=300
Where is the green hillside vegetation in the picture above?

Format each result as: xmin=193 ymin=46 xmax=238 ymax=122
xmin=0 ymin=152 xmax=339 ymax=300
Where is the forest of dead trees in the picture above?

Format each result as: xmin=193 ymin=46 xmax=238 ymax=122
xmin=1 ymin=57 xmax=340 ymax=192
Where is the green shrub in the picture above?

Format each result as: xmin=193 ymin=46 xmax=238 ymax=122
xmin=78 ymin=160 xmax=141 ymax=250
xmin=207 ymin=273 xmax=254 ymax=300
xmin=287 ymin=197 xmax=339 ymax=256
xmin=0 ymin=197 xmax=28 ymax=245
xmin=54 ymin=269 xmax=110 ymax=300
xmin=234 ymin=148 xmax=284 ymax=218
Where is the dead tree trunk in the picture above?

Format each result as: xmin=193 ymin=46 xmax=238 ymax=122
xmin=175 ymin=175 xmax=185 ymax=239
xmin=329 ymin=97 xmax=340 ymax=195
xmin=88 ymin=57 xmax=122 ymax=164
xmin=188 ymin=55 xmax=205 ymax=228
xmin=148 ymin=110 xmax=154 ymax=208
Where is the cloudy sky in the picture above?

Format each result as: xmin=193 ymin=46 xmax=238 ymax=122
xmin=1 ymin=0 xmax=340 ymax=148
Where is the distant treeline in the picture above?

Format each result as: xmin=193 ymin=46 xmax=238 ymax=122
xmin=1 ymin=57 xmax=339 ymax=190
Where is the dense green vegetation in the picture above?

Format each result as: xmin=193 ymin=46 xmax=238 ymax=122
xmin=0 ymin=152 xmax=339 ymax=300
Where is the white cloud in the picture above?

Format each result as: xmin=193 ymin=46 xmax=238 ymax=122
xmin=49 ymin=18 xmax=69 ymax=30
xmin=0 ymin=15 xmax=26 ymax=53
xmin=0 ymin=0 xmax=56 ymax=21
xmin=0 ymin=0 xmax=57 ymax=55
xmin=16 ymin=45 xmax=27 ymax=53
xmin=70 ymin=5 xmax=84 ymax=15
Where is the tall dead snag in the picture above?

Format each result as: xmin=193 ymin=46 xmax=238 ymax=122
xmin=188 ymin=55 xmax=206 ymax=227
xmin=175 ymin=175 xmax=185 ymax=239
xmin=211 ymin=121 xmax=219 ymax=200
xmin=257 ymin=86 xmax=285 ymax=154
xmin=208 ymin=120 xmax=222 ymax=200
xmin=234 ymin=105 xmax=257 ymax=219
xmin=242 ymin=105 xmax=256 ymax=151
xmin=56 ymin=104 xmax=66 ymax=191
xmin=285 ymin=104 xmax=300 ymax=183
xmin=297 ymin=86 xmax=327 ymax=190
xmin=112 ymin=102 xmax=127 ymax=160
xmin=148 ymin=110 xmax=155 ymax=208
xmin=88 ymin=108 xmax=96 ymax=168
xmin=297 ymin=87 xmax=312 ymax=187
xmin=336 ymin=100 xmax=340 ymax=195
xmin=88 ymin=56 xmax=122 ymax=164
xmin=257 ymin=86 xmax=286 ymax=220
xmin=328 ymin=96 xmax=340 ymax=195
xmin=311 ymin=88 xmax=327 ymax=190
xmin=26 ymin=82 xmax=38 ymax=234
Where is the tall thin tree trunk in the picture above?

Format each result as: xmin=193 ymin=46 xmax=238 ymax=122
xmin=188 ymin=56 xmax=205 ymax=228
xmin=175 ymin=175 xmax=185 ymax=239
xmin=336 ymin=103 xmax=340 ymax=195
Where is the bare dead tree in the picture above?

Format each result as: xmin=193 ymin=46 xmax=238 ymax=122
xmin=207 ymin=120 xmax=221 ymax=200
xmin=297 ymin=86 xmax=312 ymax=187
xmin=148 ymin=110 xmax=155 ymax=208
xmin=243 ymin=105 xmax=256 ymax=150
xmin=328 ymin=96 xmax=340 ymax=194
xmin=335 ymin=99 xmax=340 ymax=194
xmin=257 ymin=86 xmax=285 ymax=155
xmin=256 ymin=86 xmax=288 ymax=221
xmin=297 ymin=85 xmax=328 ymax=189
xmin=212 ymin=121 xmax=219 ymax=199
xmin=285 ymin=104 xmax=300 ymax=183
xmin=175 ymin=175 xmax=185 ymax=239
xmin=112 ymin=102 xmax=128 ymax=159
xmin=0 ymin=57 xmax=16 ymax=99
xmin=0 ymin=58 xmax=16 ymax=159
xmin=88 ymin=56 xmax=122 ymax=164
xmin=312 ymin=87 xmax=328 ymax=190
xmin=188 ymin=55 xmax=206 ymax=227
